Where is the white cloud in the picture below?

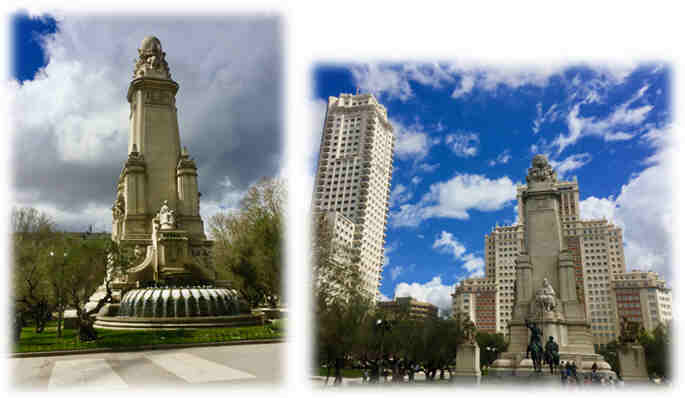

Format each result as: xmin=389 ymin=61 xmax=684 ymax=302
xmin=411 ymin=176 xmax=422 ymax=185
xmin=432 ymin=231 xmax=466 ymax=260
xmin=451 ymin=74 xmax=475 ymax=98
xmin=351 ymin=63 xmax=456 ymax=102
xmin=350 ymin=64 xmax=414 ymax=101
xmin=553 ymin=85 xmax=652 ymax=153
xmin=488 ymin=149 xmax=512 ymax=166
xmin=394 ymin=276 xmax=455 ymax=314
xmin=390 ymin=266 xmax=403 ymax=282
xmin=349 ymin=62 xmax=639 ymax=105
xmin=392 ymin=119 xmax=434 ymax=160
xmin=532 ymin=102 xmax=560 ymax=134
xmin=416 ymin=162 xmax=440 ymax=173
xmin=445 ymin=132 xmax=479 ymax=157
xmin=578 ymin=124 xmax=673 ymax=280
xmin=389 ymin=183 xmax=413 ymax=207
xmin=431 ymin=231 xmax=485 ymax=279
xmin=549 ymin=152 xmax=592 ymax=180
xmin=391 ymin=173 xmax=518 ymax=227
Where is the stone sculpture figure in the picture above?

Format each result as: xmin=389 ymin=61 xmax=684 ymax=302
xmin=526 ymin=154 xmax=557 ymax=184
xmin=535 ymin=277 xmax=557 ymax=313
xmin=158 ymin=200 xmax=176 ymax=230
xmin=462 ymin=316 xmax=477 ymax=344
xmin=133 ymin=36 xmax=171 ymax=79
xmin=619 ymin=316 xmax=642 ymax=345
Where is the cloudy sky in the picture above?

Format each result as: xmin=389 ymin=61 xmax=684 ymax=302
xmin=9 ymin=12 xmax=283 ymax=232
xmin=311 ymin=62 xmax=672 ymax=315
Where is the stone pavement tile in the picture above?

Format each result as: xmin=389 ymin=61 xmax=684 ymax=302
xmin=145 ymin=352 xmax=257 ymax=383
xmin=186 ymin=343 xmax=283 ymax=380
xmin=106 ymin=355 xmax=186 ymax=387
xmin=48 ymin=358 xmax=128 ymax=391
xmin=11 ymin=357 xmax=54 ymax=390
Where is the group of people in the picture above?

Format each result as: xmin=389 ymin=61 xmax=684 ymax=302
xmin=559 ymin=361 xmax=622 ymax=387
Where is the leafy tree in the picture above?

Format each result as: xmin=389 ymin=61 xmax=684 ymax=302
xmin=475 ymin=331 xmax=508 ymax=370
xmin=12 ymin=207 xmax=57 ymax=335
xmin=638 ymin=323 xmax=671 ymax=379
xmin=313 ymin=211 xmax=375 ymax=384
xmin=62 ymin=239 xmax=128 ymax=341
xmin=598 ymin=340 xmax=620 ymax=377
xmin=209 ymin=177 xmax=284 ymax=308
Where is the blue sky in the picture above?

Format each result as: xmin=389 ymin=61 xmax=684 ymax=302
xmin=312 ymin=62 xmax=672 ymax=313
xmin=12 ymin=12 xmax=57 ymax=82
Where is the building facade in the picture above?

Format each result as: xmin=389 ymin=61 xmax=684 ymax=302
xmin=452 ymin=277 xmax=497 ymax=333
xmin=378 ymin=297 xmax=438 ymax=319
xmin=612 ymin=270 xmax=672 ymax=332
xmin=312 ymin=93 xmax=395 ymax=301
xmin=454 ymin=176 xmax=633 ymax=349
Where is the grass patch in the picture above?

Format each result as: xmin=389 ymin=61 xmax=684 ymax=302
xmin=317 ymin=367 xmax=364 ymax=378
xmin=15 ymin=320 xmax=284 ymax=353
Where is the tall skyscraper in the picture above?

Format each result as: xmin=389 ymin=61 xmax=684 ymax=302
xmin=312 ymin=93 xmax=395 ymax=300
xmin=453 ymin=159 xmax=630 ymax=350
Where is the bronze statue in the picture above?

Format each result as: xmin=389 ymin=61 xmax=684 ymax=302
xmin=544 ymin=336 xmax=560 ymax=374
xmin=525 ymin=319 xmax=544 ymax=372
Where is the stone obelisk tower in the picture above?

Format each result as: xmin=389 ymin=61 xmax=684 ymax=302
xmin=491 ymin=155 xmax=612 ymax=377
xmin=110 ymin=36 xmax=212 ymax=283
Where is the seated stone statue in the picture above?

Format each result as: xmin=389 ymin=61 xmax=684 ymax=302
xmin=158 ymin=200 xmax=176 ymax=230
xmin=535 ymin=278 xmax=557 ymax=312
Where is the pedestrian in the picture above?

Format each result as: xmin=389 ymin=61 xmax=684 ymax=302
xmin=560 ymin=361 xmax=567 ymax=384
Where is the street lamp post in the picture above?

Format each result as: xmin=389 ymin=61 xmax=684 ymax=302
xmin=376 ymin=319 xmax=392 ymax=383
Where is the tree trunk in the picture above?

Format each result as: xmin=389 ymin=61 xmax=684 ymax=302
xmin=56 ymin=304 xmax=64 ymax=338
xmin=78 ymin=313 xmax=98 ymax=342
xmin=334 ymin=357 xmax=343 ymax=385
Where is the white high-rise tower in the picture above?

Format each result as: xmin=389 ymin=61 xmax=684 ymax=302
xmin=312 ymin=93 xmax=395 ymax=301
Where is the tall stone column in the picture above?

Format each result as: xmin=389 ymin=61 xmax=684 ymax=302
xmin=119 ymin=36 xmax=182 ymax=239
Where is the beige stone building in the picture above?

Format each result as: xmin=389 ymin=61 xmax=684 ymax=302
xmin=378 ymin=296 xmax=438 ymax=319
xmin=453 ymin=278 xmax=497 ymax=333
xmin=312 ymin=93 xmax=395 ymax=301
xmin=454 ymin=176 xmax=630 ymax=349
xmin=612 ymin=270 xmax=672 ymax=332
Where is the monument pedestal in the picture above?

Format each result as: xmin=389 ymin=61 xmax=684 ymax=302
xmin=618 ymin=344 xmax=648 ymax=382
xmin=454 ymin=342 xmax=481 ymax=384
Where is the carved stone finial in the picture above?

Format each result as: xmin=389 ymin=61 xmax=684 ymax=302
xmin=133 ymin=36 xmax=171 ymax=79
xmin=177 ymin=146 xmax=197 ymax=170
xmin=526 ymin=154 xmax=557 ymax=185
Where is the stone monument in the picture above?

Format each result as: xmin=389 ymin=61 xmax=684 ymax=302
xmin=93 ymin=36 xmax=262 ymax=329
xmin=617 ymin=317 xmax=649 ymax=382
xmin=454 ymin=316 xmax=481 ymax=383
xmin=490 ymin=155 xmax=614 ymax=378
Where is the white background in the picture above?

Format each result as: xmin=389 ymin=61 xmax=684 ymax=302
xmin=1 ymin=1 xmax=682 ymax=397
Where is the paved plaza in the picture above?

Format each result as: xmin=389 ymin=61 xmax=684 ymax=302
xmin=11 ymin=343 xmax=283 ymax=390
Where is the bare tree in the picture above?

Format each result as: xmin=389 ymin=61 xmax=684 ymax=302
xmin=11 ymin=207 xmax=57 ymax=335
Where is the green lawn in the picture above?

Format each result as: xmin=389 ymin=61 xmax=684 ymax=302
xmin=14 ymin=319 xmax=284 ymax=354
xmin=317 ymin=367 xmax=364 ymax=378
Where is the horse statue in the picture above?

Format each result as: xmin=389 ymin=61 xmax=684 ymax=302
xmin=543 ymin=336 xmax=560 ymax=374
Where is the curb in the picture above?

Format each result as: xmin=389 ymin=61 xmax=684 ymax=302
xmin=10 ymin=338 xmax=285 ymax=358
